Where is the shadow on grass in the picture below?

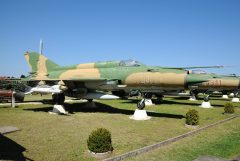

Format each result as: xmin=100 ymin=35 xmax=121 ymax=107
xmin=168 ymin=97 xmax=192 ymax=100
xmin=122 ymin=98 xmax=224 ymax=108
xmin=162 ymin=100 xmax=224 ymax=107
xmin=23 ymin=99 xmax=53 ymax=104
xmin=24 ymin=102 xmax=185 ymax=119
xmin=209 ymin=97 xmax=231 ymax=101
xmin=0 ymin=134 xmax=33 ymax=161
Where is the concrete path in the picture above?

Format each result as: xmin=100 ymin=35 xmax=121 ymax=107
xmin=0 ymin=126 xmax=20 ymax=134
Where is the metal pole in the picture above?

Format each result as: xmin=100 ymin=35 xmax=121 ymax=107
xmin=11 ymin=89 xmax=15 ymax=108
xmin=39 ymin=39 xmax=43 ymax=55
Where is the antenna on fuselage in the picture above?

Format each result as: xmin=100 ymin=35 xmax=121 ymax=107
xmin=39 ymin=39 xmax=43 ymax=55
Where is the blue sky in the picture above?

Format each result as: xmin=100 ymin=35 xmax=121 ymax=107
xmin=0 ymin=0 xmax=240 ymax=77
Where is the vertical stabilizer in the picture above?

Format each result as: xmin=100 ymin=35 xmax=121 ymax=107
xmin=24 ymin=52 xmax=60 ymax=79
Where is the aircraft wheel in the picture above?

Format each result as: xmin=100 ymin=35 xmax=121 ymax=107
xmin=87 ymin=99 xmax=93 ymax=103
xmin=203 ymin=95 xmax=209 ymax=102
xmin=137 ymin=100 xmax=145 ymax=110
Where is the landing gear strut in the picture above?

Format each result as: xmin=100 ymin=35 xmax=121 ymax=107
xmin=50 ymin=93 xmax=67 ymax=114
xmin=137 ymin=93 xmax=153 ymax=110
xmin=201 ymin=94 xmax=212 ymax=108
xmin=52 ymin=93 xmax=65 ymax=105
xmin=203 ymin=95 xmax=209 ymax=102
xmin=189 ymin=90 xmax=198 ymax=101
xmin=143 ymin=93 xmax=152 ymax=99
xmin=155 ymin=94 xmax=163 ymax=104
xmin=137 ymin=99 xmax=145 ymax=110
xmin=232 ymin=92 xmax=239 ymax=102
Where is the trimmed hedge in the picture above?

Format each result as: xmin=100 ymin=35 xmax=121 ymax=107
xmin=185 ymin=109 xmax=199 ymax=125
xmin=224 ymin=102 xmax=235 ymax=114
xmin=87 ymin=128 xmax=113 ymax=153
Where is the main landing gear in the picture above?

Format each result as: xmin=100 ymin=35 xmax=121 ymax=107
xmin=52 ymin=93 xmax=65 ymax=105
xmin=137 ymin=93 xmax=163 ymax=110
xmin=232 ymin=92 xmax=240 ymax=102
xmin=51 ymin=93 xmax=67 ymax=114
xmin=137 ymin=93 xmax=152 ymax=110
xmin=189 ymin=90 xmax=199 ymax=101
xmin=201 ymin=94 xmax=212 ymax=108
xmin=137 ymin=99 xmax=145 ymax=110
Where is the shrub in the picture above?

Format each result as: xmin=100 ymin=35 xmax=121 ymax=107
xmin=224 ymin=102 xmax=235 ymax=114
xmin=87 ymin=128 xmax=113 ymax=153
xmin=185 ymin=109 xmax=199 ymax=125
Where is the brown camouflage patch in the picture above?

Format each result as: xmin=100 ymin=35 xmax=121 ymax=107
xmin=200 ymin=79 xmax=240 ymax=89
xmin=77 ymin=63 xmax=95 ymax=68
xmin=124 ymin=72 xmax=186 ymax=87
xmin=24 ymin=52 xmax=32 ymax=72
xmin=36 ymin=55 xmax=48 ymax=80
xmin=59 ymin=68 xmax=101 ymax=80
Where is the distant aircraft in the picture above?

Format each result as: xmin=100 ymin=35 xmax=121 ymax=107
xmin=24 ymin=52 xmax=215 ymax=111
xmin=188 ymin=71 xmax=240 ymax=100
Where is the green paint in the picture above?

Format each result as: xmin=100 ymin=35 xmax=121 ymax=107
xmin=45 ymin=58 xmax=60 ymax=71
xmin=27 ymin=52 xmax=39 ymax=73
xmin=24 ymin=52 xmax=240 ymax=91
xmin=95 ymin=61 xmax=120 ymax=68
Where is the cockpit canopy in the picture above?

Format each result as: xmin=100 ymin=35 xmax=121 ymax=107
xmin=119 ymin=59 xmax=143 ymax=67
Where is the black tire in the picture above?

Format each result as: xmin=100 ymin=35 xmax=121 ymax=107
xmin=137 ymin=101 xmax=145 ymax=110
xmin=87 ymin=99 xmax=93 ymax=103
xmin=204 ymin=95 xmax=209 ymax=102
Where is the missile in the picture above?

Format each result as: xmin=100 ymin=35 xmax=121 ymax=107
xmin=25 ymin=85 xmax=62 ymax=94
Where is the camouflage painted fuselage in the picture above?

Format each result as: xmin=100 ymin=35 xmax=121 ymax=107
xmin=25 ymin=52 xmax=211 ymax=91
xmin=193 ymin=73 xmax=240 ymax=91
xmin=24 ymin=52 xmax=239 ymax=98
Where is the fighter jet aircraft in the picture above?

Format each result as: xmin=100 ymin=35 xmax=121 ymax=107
xmin=188 ymin=70 xmax=240 ymax=100
xmin=24 ymin=52 xmax=214 ymax=110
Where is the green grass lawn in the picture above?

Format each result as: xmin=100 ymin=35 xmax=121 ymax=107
xmin=0 ymin=95 xmax=239 ymax=161
xmin=126 ymin=117 xmax=240 ymax=161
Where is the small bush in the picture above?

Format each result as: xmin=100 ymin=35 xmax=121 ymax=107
xmin=224 ymin=102 xmax=235 ymax=114
xmin=87 ymin=128 xmax=113 ymax=153
xmin=185 ymin=109 xmax=199 ymax=125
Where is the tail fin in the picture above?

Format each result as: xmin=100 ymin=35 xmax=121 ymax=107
xmin=24 ymin=51 xmax=59 ymax=79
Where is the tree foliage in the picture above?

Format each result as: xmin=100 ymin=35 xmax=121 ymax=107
xmin=87 ymin=128 xmax=113 ymax=153
xmin=224 ymin=102 xmax=235 ymax=114
xmin=186 ymin=109 xmax=199 ymax=125
xmin=0 ymin=80 xmax=27 ymax=92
